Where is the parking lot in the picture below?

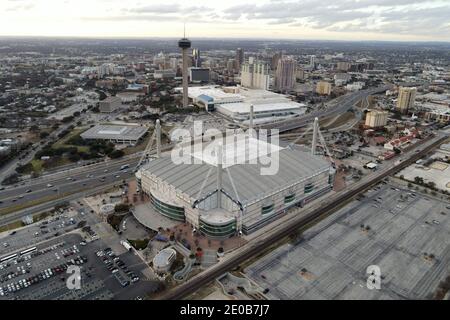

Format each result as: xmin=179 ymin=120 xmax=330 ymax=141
xmin=244 ymin=182 xmax=450 ymax=300
xmin=0 ymin=229 xmax=160 ymax=300
xmin=1 ymin=210 xmax=81 ymax=255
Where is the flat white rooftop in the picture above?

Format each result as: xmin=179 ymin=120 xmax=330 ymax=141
xmin=187 ymin=86 xmax=241 ymax=100
xmin=186 ymin=85 xmax=304 ymax=106
xmin=80 ymin=124 xmax=147 ymax=141
xmin=188 ymin=136 xmax=284 ymax=169
xmin=98 ymin=127 xmax=127 ymax=135
xmin=218 ymin=102 xmax=305 ymax=114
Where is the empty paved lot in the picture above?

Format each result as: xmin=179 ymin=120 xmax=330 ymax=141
xmin=245 ymin=183 xmax=450 ymax=300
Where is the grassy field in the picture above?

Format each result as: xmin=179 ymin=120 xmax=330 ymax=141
xmin=30 ymin=159 xmax=43 ymax=173
xmin=33 ymin=210 xmax=53 ymax=223
xmin=0 ymin=211 xmax=52 ymax=233
xmin=52 ymin=127 xmax=89 ymax=153
xmin=29 ymin=157 xmax=71 ymax=174
xmin=0 ymin=193 xmax=62 ymax=217
xmin=23 ymin=128 xmax=89 ymax=175
xmin=0 ymin=221 xmax=25 ymax=233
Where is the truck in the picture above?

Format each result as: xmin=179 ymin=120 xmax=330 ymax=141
xmin=120 ymin=240 xmax=132 ymax=252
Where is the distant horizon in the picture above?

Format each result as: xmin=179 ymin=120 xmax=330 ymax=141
xmin=0 ymin=35 xmax=449 ymax=45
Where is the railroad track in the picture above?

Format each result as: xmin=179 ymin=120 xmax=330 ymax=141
xmin=261 ymin=86 xmax=391 ymax=133
xmin=160 ymin=134 xmax=448 ymax=300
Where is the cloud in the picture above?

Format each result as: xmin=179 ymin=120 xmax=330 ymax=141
xmin=221 ymin=0 xmax=450 ymax=38
xmin=125 ymin=3 xmax=214 ymax=15
xmin=82 ymin=2 xmax=227 ymax=25
xmin=5 ymin=0 xmax=35 ymax=11
xmin=61 ymin=0 xmax=450 ymax=40
xmin=126 ymin=4 xmax=181 ymax=14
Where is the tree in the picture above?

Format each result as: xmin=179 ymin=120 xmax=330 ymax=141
xmin=109 ymin=149 xmax=125 ymax=159
xmin=114 ymin=203 xmax=130 ymax=213
xmin=414 ymin=176 xmax=424 ymax=185
xmin=61 ymin=116 xmax=73 ymax=123
xmin=54 ymin=202 xmax=70 ymax=211
xmin=2 ymin=173 xmax=20 ymax=185
xmin=67 ymin=152 xmax=81 ymax=162
xmin=16 ymin=163 xmax=33 ymax=174
xmin=40 ymin=131 xmax=49 ymax=139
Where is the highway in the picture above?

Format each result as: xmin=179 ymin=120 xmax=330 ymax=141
xmin=0 ymin=111 xmax=92 ymax=183
xmin=262 ymin=85 xmax=392 ymax=133
xmin=0 ymin=157 xmax=137 ymax=211
xmin=159 ymin=132 xmax=448 ymax=300
xmin=0 ymin=181 xmax=125 ymax=227
xmin=0 ymin=143 xmax=173 ymax=213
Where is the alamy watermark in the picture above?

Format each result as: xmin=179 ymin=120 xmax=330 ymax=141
xmin=366 ymin=265 xmax=381 ymax=290
xmin=170 ymin=121 xmax=281 ymax=175
xmin=66 ymin=265 xmax=81 ymax=290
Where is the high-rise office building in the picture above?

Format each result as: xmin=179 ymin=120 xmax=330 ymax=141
xmin=310 ymin=55 xmax=316 ymax=69
xmin=336 ymin=61 xmax=351 ymax=71
xmin=235 ymin=48 xmax=244 ymax=70
xmin=227 ymin=59 xmax=236 ymax=73
xmin=189 ymin=67 xmax=210 ymax=83
xmin=240 ymin=57 xmax=270 ymax=90
xmin=397 ymin=87 xmax=416 ymax=113
xmin=169 ymin=57 xmax=178 ymax=70
xmin=316 ymin=81 xmax=332 ymax=95
xmin=271 ymin=52 xmax=282 ymax=70
xmin=365 ymin=110 xmax=388 ymax=128
xmin=178 ymin=34 xmax=191 ymax=108
xmin=275 ymin=57 xmax=296 ymax=92
xmin=97 ymin=63 xmax=115 ymax=78
xmin=296 ymin=68 xmax=306 ymax=80
xmin=192 ymin=48 xmax=201 ymax=67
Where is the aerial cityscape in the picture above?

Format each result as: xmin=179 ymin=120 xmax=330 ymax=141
xmin=0 ymin=0 xmax=450 ymax=306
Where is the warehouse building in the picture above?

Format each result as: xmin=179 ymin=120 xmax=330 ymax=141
xmin=80 ymin=124 xmax=148 ymax=145
xmin=99 ymin=96 xmax=122 ymax=113
xmin=189 ymin=67 xmax=210 ymax=83
xmin=183 ymin=85 xmax=306 ymax=124
xmin=136 ymin=135 xmax=334 ymax=239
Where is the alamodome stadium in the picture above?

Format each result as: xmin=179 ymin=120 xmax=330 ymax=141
xmin=135 ymin=119 xmax=335 ymax=239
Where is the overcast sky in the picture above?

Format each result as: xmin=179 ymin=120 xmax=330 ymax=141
xmin=1 ymin=0 xmax=450 ymax=41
